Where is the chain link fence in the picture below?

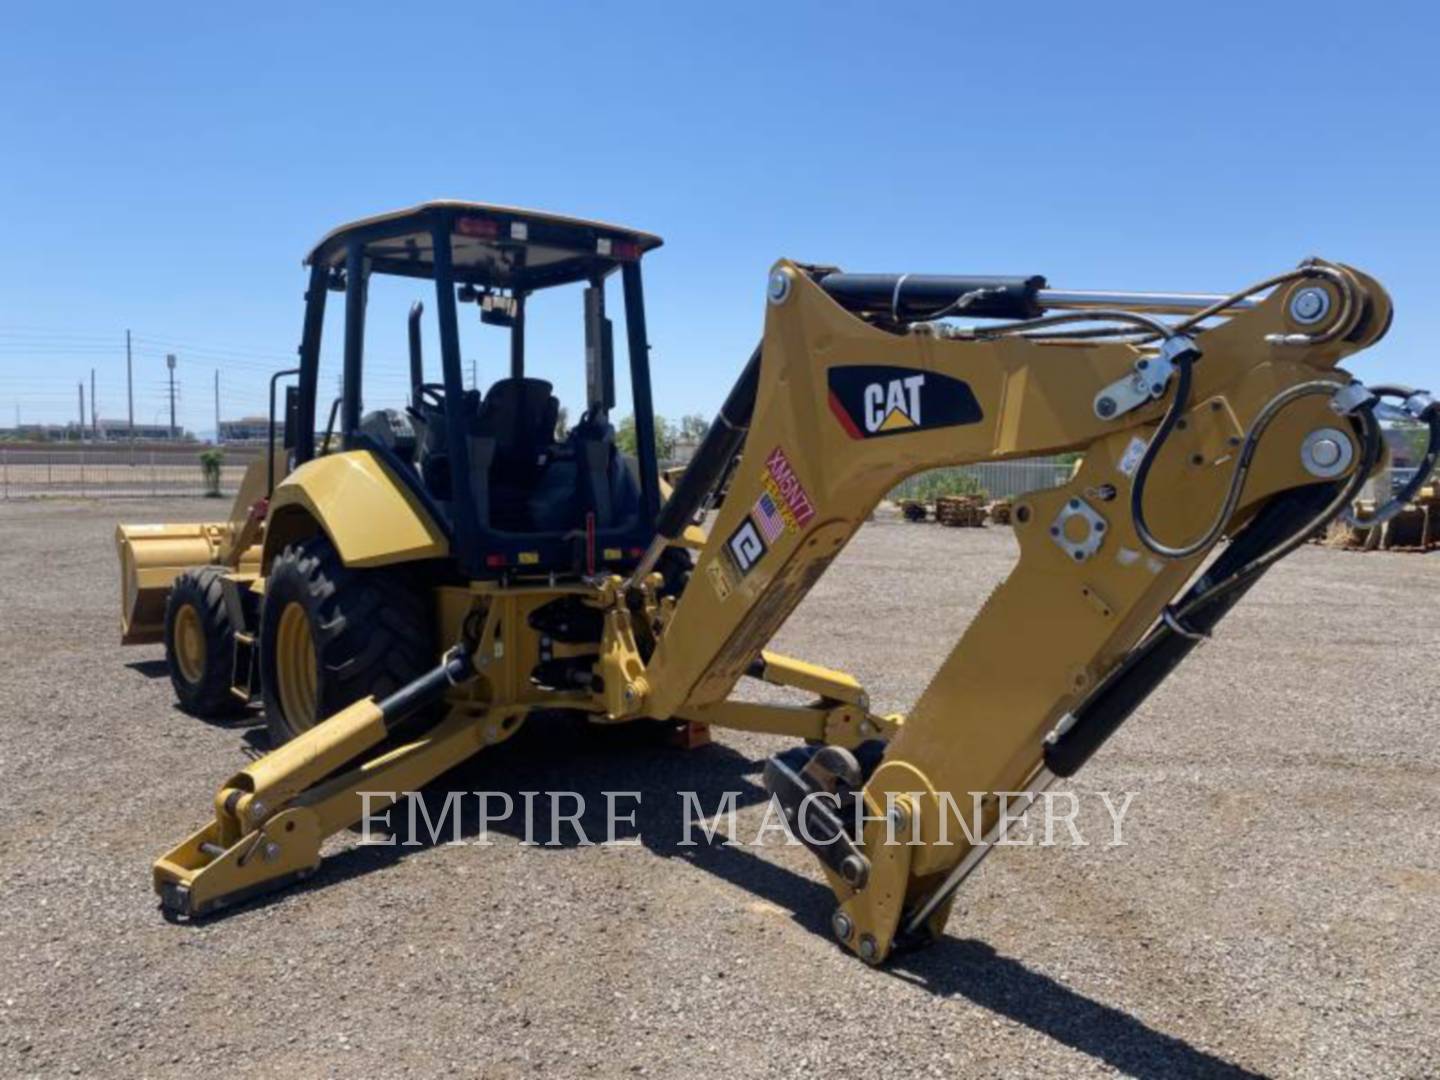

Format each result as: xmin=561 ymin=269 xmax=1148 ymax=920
xmin=2 ymin=445 xmax=1072 ymax=504
xmin=889 ymin=457 xmax=1074 ymax=502
xmin=0 ymin=447 xmax=260 ymax=499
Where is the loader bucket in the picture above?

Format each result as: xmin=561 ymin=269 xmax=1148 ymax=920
xmin=116 ymin=523 xmax=225 ymax=645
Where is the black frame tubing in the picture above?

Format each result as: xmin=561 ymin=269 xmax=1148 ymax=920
xmin=293 ymin=263 xmax=328 ymax=466
xmin=266 ymin=367 xmax=301 ymax=498
xmin=621 ymin=260 xmax=661 ymax=525
xmin=340 ymin=243 xmax=367 ymax=445
xmin=431 ymin=219 xmax=480 ymax=569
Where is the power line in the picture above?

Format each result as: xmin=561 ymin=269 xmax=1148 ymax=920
xmin=0 ymin=325 xmax=435 ymax=430
xmin=167 ymin=353 xmax=177 ymax=439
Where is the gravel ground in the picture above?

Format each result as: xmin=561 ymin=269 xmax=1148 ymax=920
xmin=0 ymin=497 xmax=1436 ymax=1079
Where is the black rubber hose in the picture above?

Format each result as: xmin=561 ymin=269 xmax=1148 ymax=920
xmin=1046 ymin=405 xmax=1383 ymax=778
xmin=1128 ymin=351 xmax=1196 ymax=556
xmin=1175 ymin=407 xmax=1383 ymax=619
xmin=1347 ymin=386 xmax=1440 ymax=526
xmin=1043 ymin=481 xmax=1342 ymax=777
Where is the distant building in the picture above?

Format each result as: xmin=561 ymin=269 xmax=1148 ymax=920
xmin=668 ymin=437 xmax=700 ymax=466
xmin=94 ymin=419 xmax=186 ymax=441
xmin=0 ymin=422 xmax=71 ymax=441
xmin=219 ymin=415 xmax=281 ymax=445
xmin=0 ymin=420 xmax=192 ymax=442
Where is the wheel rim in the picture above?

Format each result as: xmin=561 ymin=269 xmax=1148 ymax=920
xmin=173 ymin=603 xmax=206 ymax=685
xmin=275 ymin=601 xmax=318 ymax=731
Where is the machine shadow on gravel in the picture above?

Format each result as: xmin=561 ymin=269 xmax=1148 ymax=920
xmin=184 ymin=719 xmax=1264 ymax=1078
xmin=124 ymin=658 xmax=173 ymax=679
xmin=126 ymin=659 xmax=265 ymax=730
xmin=889 ymin=941 xmax=1266 ymax=1079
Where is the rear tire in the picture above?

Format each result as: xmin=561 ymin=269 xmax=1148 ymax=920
xmin=164 ymin=566 xmax=244 ymax=718
xmin=259 ymin=536 xmax=433 ymax=749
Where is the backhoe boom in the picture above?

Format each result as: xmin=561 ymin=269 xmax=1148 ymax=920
xmin=615 ymin=257 xmax=1413 ymax=962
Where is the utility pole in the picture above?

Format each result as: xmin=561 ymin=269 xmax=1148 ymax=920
xmin=126 ymin=330 xmax=135 ymax=459
xmin=213 ymin=370 xmax=220 ymax=445
xmin=166 ymin=354 xmax=177 ymax=440
xmin=470 ymin=358 xmax=477 ymax=390
xmin=90 ymin=368 xmax=97 ymax=438
xmin=78 ymin=382 xmax=85 ymax=443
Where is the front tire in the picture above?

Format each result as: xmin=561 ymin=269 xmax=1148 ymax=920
xmin=164 ymin=566 xmax=244 ymax=717
xmin=259 ymin=536 xmax=433 ymax=748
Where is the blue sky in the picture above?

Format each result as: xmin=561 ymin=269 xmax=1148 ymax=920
xmin=1 ymin=1 xmax=1435 ymax=436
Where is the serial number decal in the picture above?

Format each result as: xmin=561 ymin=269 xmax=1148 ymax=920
xmin=706 ymin=560 xmax=733 ymax=601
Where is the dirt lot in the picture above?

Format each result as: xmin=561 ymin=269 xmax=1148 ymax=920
xmin=1 ymin=497 xmax=1436 ymax=1079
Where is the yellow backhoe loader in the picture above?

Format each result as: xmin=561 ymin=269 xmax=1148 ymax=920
xmin=122 ymin=201 xmax=1438 ymax=964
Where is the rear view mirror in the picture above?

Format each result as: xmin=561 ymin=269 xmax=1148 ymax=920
xmin=584 ymin=285 xmax=615 ymax=413
xmin=480 ymin=292 xmax=516 ymax=328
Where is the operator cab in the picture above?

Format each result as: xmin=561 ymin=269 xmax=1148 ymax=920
xmin=292 ymin=202 xmax=665 ymax=579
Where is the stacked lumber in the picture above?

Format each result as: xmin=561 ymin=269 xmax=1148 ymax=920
xmin=936 ymin=494 xmax=987 ymax=527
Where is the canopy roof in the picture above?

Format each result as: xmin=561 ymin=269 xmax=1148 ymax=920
xmin=305 ymin=201 xmax=664 ymax=290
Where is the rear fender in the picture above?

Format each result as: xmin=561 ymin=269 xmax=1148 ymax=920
xmin=261 ymin=450 xmax=448 ymax=570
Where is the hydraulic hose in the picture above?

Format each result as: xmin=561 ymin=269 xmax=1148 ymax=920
xmin=1173 ymin=404 xmax=1383 ymax=620
xmin=1131 ymin=376 xmax=1362 ymax=560
xmin=1043 ymin=413 xmax=1379 ymax=781
xmin=1344 ymin=386 xmax=1440 ymax=528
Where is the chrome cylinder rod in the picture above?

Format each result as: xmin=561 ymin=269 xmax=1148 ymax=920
xmin=819 ymin=274 xmax=1268 ymax=322
xmin=1036 ymin=289 xmax=1262 ymax=315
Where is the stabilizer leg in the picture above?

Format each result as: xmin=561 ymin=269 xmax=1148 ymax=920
xmin=154 ymin=646 xmax=476 ymax=917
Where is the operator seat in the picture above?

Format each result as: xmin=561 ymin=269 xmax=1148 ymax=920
xmin=468 ymin=377 xmax=560 ymax=531
xmin=412 ymin=388 xmax=480 ymax=501
xmin=525 ymin=413 xmax=642 ymax=533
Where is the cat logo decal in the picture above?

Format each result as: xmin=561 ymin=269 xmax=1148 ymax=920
xmin=827 ymin=366 xmax=982 ymax=439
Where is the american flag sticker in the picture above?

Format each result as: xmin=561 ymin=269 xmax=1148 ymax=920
xmin=752 ymin=490 xmax=787 ymax=544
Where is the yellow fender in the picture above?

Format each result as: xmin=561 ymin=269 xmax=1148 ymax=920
xmin=264 ymin=450 xmax=448 ymax=569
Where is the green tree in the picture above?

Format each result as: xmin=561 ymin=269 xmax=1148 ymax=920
xmin=616 ymin=413 xmax=677 ymax=461
xmin=905 ymin=469 xmax=988 ymax=501
xmin=199 ymin=448 xmax=225 ymax=497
